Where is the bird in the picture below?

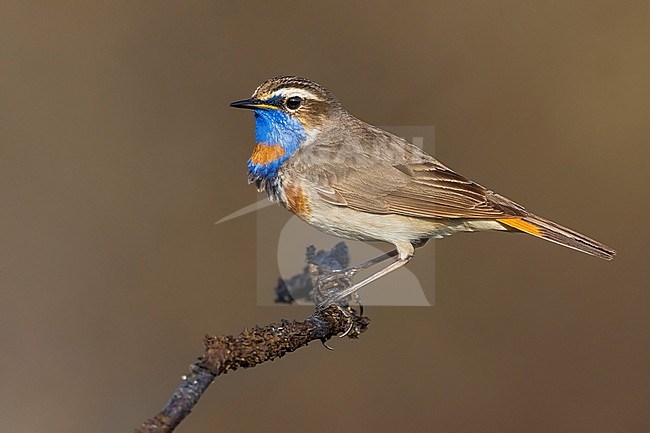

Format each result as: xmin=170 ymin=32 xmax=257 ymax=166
xmin=230 ymin=76 xmax=615 ymax=305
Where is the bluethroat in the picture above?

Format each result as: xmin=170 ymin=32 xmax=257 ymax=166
xmin=230 ymin=76 xmax=615 ymax=304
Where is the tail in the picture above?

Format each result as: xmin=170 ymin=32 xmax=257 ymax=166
xmin=496 ymin=215 xmax=616 ymax=260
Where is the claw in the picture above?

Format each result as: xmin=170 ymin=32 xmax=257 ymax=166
xmin=320 ymin=338 xmax=334 ymax=351
xmin=339 ymin=319 xmax=355 ymax=338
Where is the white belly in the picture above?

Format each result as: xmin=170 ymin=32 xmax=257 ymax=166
xmin=304 ymin=200 xmax=465 ymax=244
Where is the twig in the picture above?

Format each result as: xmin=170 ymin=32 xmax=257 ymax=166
xmin=135 ymin=243 xmax=369 ymax=433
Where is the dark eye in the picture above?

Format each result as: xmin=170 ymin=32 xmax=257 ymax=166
xmin=286 ymin=96 xmax=302 ymax=110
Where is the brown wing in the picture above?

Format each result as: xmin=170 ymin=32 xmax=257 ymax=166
xmin=318 ymin=160 xmax=528 ymax=219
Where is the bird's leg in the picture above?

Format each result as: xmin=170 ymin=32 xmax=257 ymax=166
xmin=317 ymin=254 xmax=413 ymax=309
xmin=320 ymin=238 xmax=428 ymax=284
xmin=352 ymin=249 xmax=400 ymax=271
xmin=319 ymin=238 xmax=427 ymax=282
xmin=318 ymin=249 xmax=399 ymax=285
xmin=316 ymin=240 xmax=426 ymax=309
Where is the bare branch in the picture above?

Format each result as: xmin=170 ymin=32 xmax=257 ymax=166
xmin=135 ymin=243 xmax=368 ymax=433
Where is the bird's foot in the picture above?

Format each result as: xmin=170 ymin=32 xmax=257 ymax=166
xmin=316 ymin=300 xmax=365 ymax=340
xmin=311 ymin=263 xmax=367 ymax=339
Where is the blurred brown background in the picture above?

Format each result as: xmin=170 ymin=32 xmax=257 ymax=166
xmin=1 ymin=1 xmax=648 ymax=432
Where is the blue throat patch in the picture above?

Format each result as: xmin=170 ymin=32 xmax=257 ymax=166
xmin=247 ymin=108 xmax=307 ymax=180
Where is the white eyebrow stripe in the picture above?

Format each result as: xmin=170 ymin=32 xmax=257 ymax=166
xmin=269 ymin=88 xmax=324 ymax=101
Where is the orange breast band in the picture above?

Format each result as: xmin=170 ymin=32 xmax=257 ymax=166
xmin=250 ymin=144 xmax=286 ymax=165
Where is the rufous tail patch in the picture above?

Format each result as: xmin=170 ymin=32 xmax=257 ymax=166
xmin=497 ymin=218 xmax=543 ymax=236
